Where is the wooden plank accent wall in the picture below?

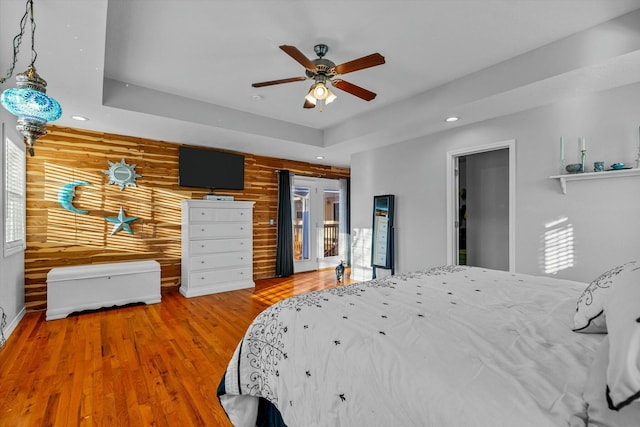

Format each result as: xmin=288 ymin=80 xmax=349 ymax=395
xmin=24 ymin=126 xmax=350 ymax=312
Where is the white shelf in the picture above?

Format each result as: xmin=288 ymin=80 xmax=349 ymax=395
xmin=550 ymin=168 xmax=640 ymax=194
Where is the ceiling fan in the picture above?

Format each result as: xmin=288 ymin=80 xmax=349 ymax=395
xmin=252 ymin=44 xmax=385 ymax=109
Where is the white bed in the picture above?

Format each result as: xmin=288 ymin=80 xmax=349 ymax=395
xmin=218 ymin=265 xmax=607 ymax=426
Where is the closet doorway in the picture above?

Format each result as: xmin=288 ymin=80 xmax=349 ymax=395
xmin=446 ymin=140 xmax=515 ymax=272
xmin=292 ymin=177 xmax=344 ymax=273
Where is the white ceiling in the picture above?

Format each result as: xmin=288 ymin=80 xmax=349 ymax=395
xmin=2 ymin=0 xmax=640 ymax=167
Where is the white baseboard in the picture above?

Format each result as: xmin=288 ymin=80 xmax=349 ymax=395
xmin=2 ymin=306 xmax=26 ymax=344
xmin=179 ymin=280 xmax=254 ymax=298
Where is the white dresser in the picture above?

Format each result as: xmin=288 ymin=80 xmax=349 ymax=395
xmin=180 ymin=199 xmax=255 ymax=297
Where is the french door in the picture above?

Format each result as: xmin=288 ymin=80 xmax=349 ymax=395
xmin=292 ymin=177 xmax=343 ymax=273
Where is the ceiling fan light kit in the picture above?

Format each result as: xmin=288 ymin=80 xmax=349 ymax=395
xmin=312 ymin=83 xmax=328 ymax=99
xmin=252 ymin=43 xmax=385 ymax=109
xmin=304 ymin=94 xmax=316 ymax=106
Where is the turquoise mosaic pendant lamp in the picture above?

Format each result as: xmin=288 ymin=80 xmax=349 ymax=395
xmin=0 ymin=0 xmax=62 ymax=156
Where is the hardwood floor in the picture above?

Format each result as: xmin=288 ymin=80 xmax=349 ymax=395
xmin=0 ymin=269 xmax=352 ymax=426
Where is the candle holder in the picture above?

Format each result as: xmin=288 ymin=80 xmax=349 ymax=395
xmin=565 ymin=163 xmax=582 ymax=173
xmin=580 ymin=149 xmax=586 ymax=173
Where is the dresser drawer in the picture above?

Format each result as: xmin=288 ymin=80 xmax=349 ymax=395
xmin=190 ymin=207 xmax=251 ymax=223
xmin=189 ymin=267 xmax=252 ymax=286
xmin=190 ymin=251 xmax=251 ymax=271
xmin=190 ymin=223 xmax=250 ymax=239
xmin=181 ymin=200 xmax=255 ymax=297
xmin=190 ymin=238 xmax=251 ymax=255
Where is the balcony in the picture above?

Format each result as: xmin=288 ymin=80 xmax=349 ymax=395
xmin=294 ymin=222 xmax=339 ymax=260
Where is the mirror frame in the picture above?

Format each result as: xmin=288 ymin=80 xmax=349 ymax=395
xmin=371 ymin=194 xmax=395 ymax=272
xmin=102 ymin=158 xmax=141 ymax=190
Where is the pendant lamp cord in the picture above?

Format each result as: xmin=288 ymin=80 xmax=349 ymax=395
xmin=0 ymin=0 xmax=37 ymax=84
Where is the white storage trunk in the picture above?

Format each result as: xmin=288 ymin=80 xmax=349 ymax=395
xmin=46 ymin=260 xmax=161 ymax=321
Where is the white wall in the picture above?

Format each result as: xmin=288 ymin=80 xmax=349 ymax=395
xmin=351 ymin=82 xmax=640 ymax=283
xmin=0 ymin=109 xmax=26 ymax=341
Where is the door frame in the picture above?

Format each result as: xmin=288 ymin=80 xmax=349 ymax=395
xmin=445 ymin=139 xmax=516 ymax=271
xmin=292 ymin=176 xmax=343 ymax=273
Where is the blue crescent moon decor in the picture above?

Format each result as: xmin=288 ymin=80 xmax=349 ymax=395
xmin=104 ymin=207 xmax=139 ymax=235
xmin=57 ymin=181 xmax=90 ymax=215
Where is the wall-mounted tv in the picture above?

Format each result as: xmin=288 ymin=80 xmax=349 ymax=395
xmin=178 ymin=146 xmax=245 ymax=191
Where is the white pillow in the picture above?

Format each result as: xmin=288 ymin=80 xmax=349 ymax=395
xmin=604 ymin=263 xmax=640 ymax=410
xmin=573 ymin=261 xmax=637 ymax=333
xmin=583 ymin=336 xmax=640 ymax=426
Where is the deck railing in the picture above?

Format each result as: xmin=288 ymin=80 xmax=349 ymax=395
xmin=293 ymin=222 xmax=339 ymax=259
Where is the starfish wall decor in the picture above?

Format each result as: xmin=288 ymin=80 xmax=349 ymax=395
xmin=104 ymin=207 xmax=139 ymax=235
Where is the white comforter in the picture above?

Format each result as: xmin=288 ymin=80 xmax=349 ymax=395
xmin=219 ymin=266 xmax=603 ymax=426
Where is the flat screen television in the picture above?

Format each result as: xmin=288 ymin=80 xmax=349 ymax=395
xmin=178 ymin=146 xmax=245 ymax=191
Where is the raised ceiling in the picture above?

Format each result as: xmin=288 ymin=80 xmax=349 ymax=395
xmin=2 ymin=0 xmax=640 ymax=167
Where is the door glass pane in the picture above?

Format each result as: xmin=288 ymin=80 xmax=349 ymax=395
xmin=293 ymin=186 xmax=310 ymax=261
xmin=323 ymin=189 xmax=340 ymax=258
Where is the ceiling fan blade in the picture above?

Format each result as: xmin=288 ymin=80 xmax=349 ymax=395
xmin=303 ymin=99 xmax=316 ymax=109
xmin=252 ymin=76 xmax=307 ymax=87
xmin=333 ymin=53 xmax=385 ymax=75
xmin=331 ymin=79 xmax=377 ymax=101
xmin=280 ymin=45 xmax=316 ymax=70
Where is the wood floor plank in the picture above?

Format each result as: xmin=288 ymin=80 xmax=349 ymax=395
xmin=0 ymin=269 xmax=351 ymax=426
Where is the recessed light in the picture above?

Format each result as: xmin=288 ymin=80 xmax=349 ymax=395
xmin=71 ymin=115 xmax=88 ymax=121
xmin=316 ymin=156 xmax=324 ymax=160
xmin=445 ymin=116 xmax=459 ymax=123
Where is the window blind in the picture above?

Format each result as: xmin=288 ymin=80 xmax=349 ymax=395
xmin=4 ymin=135 xmax=25 ymax=255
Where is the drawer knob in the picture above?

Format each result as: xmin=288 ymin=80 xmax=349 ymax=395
xmin=201 ymin=212 xmax=205 ymax=215
xmin=201 ymin=277 xmax=205 ymax=280
xmin=201 ymin=261 xmax=205 ymax=264
xmin=240 ymin=257 xmax=243 ymax=260
xmin=240 ymin=227 xmax=244 ymax=230
xmin=201 ymin=244 xmax=205 ymax=248
xmin=201 ymin=228 xmax=205 ymax=232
